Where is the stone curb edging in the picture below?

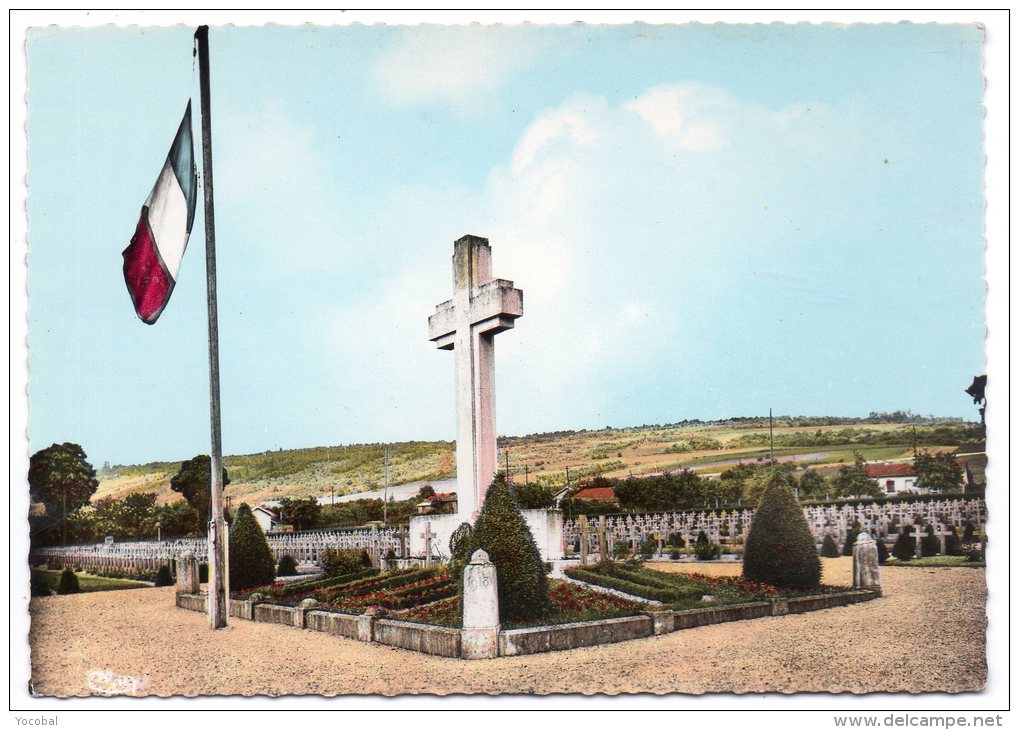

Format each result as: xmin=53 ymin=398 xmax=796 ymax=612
xmin=175 ymin=588 xmax=878 ymax=659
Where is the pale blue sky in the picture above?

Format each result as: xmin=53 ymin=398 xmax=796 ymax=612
xmin=26 ymin=23 xmax=987 ymax=466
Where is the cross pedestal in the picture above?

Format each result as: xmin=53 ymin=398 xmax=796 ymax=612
xmin=428 ymin=235 xmax=523 ymax=520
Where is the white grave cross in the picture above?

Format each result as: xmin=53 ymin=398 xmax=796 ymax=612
xmin=428 ymin=235 xmax=523 ymax=519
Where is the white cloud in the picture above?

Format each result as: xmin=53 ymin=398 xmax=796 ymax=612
xmin=625 ymin=83 xmax=729 ymax=151
xmin=373 ymin=28 xmax=547 ymax=106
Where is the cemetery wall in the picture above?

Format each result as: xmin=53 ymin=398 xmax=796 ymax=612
xmin=407 ymin=509 xmax=565 ymax=562
xmin=373 ymin=619 xmax=462 ymax=658
xmin=499 ymin=615 xmax=653 ymax=657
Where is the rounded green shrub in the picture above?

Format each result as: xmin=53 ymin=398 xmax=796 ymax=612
xmin=892 ymin=527 xmax=915 ymax=561
xmin=639 ymin=535 xmax=657 ymax=560
xmin=962 ymin=522 xmax=977 ymax=544
xmin=820 ymin=534 xmax=841 ymax=558
xmin=154 ymin=564 xmax=174 ymax=587
xmin=693 ymin=531 xmax=721 ymax=561
xmin=468 ymin=473 xmax=548 ymax=622
xmin=57 ymin=568 xmax=81 ymax=595
xmin=668 ymin=547 xmax=682 ymax=560
xmin=322 ymin=548 xmax=372 ymax=577
xmin=228 ymin=503 xmax=277 ymax=591
xmin=742 ymin=469 xmax=821 ymax=590
xmin=277 ymin=554 xmax=298 ymax=577
xmin=613 ymin=542 xmax=632 ymax=560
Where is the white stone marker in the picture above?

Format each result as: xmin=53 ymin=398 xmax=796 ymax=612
xmin=428 ymin=235 xmax=523 ymax=520
xmin=853 ymin=532 xmax=882 ymax=595
xmin=461 ymin=549 xmax=500 ymax=660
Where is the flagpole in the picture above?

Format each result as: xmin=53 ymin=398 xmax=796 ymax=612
xmin=196 ymin=24 xmax=228 ymax=630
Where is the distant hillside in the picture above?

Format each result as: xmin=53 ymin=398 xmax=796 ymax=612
xmin=94 ymin=417 xmax=981 ymax=507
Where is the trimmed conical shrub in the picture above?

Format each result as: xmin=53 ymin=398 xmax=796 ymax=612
xmin=469 ymin=474 xmax=548 ymax=622
xmin=154 ymin=564 xmax=174 ymax=587
xmin=229 ymin=503 xmax=276 ymax=591
xmin=820 ymin=534 xmax=841 ymax=558
xmin=920 ymin=524 xmax=940 ymax=557
xmin=892 ymin=527 xmax=915 ymax=561
xmin=57 ymin=568 xmax=81 ymax=595
xmin=742 ymin=470 xmax=821 ymax=590
xmin=277 ymin=554 xmax=298 ymax=577
xmin=944 ymin=526 xmax=963 ymax=556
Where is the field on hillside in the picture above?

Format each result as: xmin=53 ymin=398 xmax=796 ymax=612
xmin=94 ymin=419 xmax=977 ymax=507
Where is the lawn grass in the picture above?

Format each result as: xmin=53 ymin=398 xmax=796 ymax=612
xmin=31 ymin=568 xmax=150 ymax=595
xmin=886 ymin=556 xmax=985 ymax=568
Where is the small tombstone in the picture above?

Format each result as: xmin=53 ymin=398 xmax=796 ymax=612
xmin=104 ymin=535 xmax=115 ymax=546
xmin=461 ymin=549 xmax=500 ymax=659
xmin=853 ymin=532 xmax=882 ymax=596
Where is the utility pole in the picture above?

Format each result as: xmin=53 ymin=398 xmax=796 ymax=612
xmin=504 ymin=449 xmax=510 ymax=482
xmin=769 ymin=408 xmax=775 ymax=464
xmin=383 ymin=444 xmax=390 ymax=527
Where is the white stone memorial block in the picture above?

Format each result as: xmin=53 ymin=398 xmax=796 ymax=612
xmin=429 ymin=235 xmax=523 ymax=520
xmin=461 ymin=548 xmax=500 ymax=660
xmin=853 ymin=532 xmax=882 ymax=595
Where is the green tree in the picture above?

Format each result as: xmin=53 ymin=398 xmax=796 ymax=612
xmin=228 ymin=503 xmax=276 ymax=591
xmin=170 ymin=455 xmax=230 ymax=532
xmin=29 ymin=443 xmax=99 ymax=536
xmin=829 ymin=453 xmax=881 ymax=499
xmin=744 ymin=463 xmax=796 ymax=505
xmin=913 ymin=450 xmax=964 ymax=493
xmin=742 ymin=467 xmax=821 ymax=590
xmin=157 ymin=500 xmax=202 ymax=538
xmin=277 ymin=496 xmax=322 ymax=532
xmin=797 ymin=469 xmax=827 ymax=499
xmin=468 ymin=474 xmax=548 ymax=622
xmin=513 ymin=482 xmax=558 ymax=509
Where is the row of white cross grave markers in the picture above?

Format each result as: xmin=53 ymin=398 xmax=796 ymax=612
xmin=31 ymin=495 xmax=986 ymax=573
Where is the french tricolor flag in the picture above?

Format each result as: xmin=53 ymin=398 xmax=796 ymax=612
xmin=122 ymin=102 xmax=198 ymax=324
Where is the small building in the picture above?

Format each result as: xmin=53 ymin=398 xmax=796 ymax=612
xmin=864 ymin=462 xmax=921 ymax=495
xmin=252 ymin=505 xmax=282 ymax=533
xmin=569 ymin=485 xmax=619 ymax=505
xmin=416 ymin=492 xmax=458 ymax=515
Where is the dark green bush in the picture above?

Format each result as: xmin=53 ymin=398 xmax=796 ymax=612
xmin=944 ymin=526 xmax=963 ymax=556
xmin=448 ymin=522 xmax=474 ymax=579
xmin=668 ymin=547 xmax=682 ymax=560
xmin=920 ymin=525 xmax=940 ymax=557
xmin=384 ymin=548 xmax=398 ymax=570
xmin=229 ymin=503 xmax=277 ymax=591
xmin=321 ymin=548 xmax=372 ymax=577
xmin=820 ymin=534 xmax=841 ymax=558
xmin=199 ymin=563 xmax=209 ymax=583
xmin=876 ymin=538 xmax=889 ymax=565
xmin=667 ymin=533 xmax=685 ymax=548
xmin=962 ymin=522 xmax=977 ymax=544
xmin=742 ymin=470 xmax=821 ymax=590
xmin=842 ymin=523 xmax=860 ymax=556
xmin=892 ymin=528 xmax=915 ymax=561
xmin=639 ymin=535 xmax=657 ymax=560
xmin=468 ymin=474 xmax=548 ymax=622
xmin=57 ymin=569 xmax=81 ymax=595
xmin=277 ymin=554 xmax=298 ymax=577
xmin=613 ymin=542 xmax=632 ymax=560
xmin=694 ymin=531 xmax=721 ymax=560
xmin=154 ymin=564 xmax=174 ymax=587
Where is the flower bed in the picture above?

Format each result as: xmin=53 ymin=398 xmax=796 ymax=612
xmin=396 ymin=579 xmax=645 ymax=629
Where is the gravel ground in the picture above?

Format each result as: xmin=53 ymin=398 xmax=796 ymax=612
xmin=27 ymin=557 xmax=986 ymax=697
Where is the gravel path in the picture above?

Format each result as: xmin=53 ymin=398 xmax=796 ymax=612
xmin=27 ymin=558 xmax=986 ymax=697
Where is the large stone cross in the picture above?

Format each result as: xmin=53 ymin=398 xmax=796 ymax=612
xmin=428 ymin=235 xmax=523 ymax=520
